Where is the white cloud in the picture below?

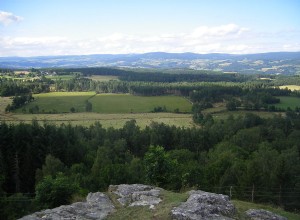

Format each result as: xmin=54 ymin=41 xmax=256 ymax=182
xmin=0 ymin=11 xmax=23 ymax=25
xmin=0 ymin=24 xmax=299 ymax=56
xmin=188 ymin=24 xmax=248 ymax=39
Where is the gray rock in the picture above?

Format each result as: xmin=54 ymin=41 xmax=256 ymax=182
xmin=109 ymin=184 xmax=162 ymax=208
xmin=245 ymin=209 xmax=287 ymax=220
xmin=19 ymin=192 xmax=115 ymax=220
xmin=171 ymin=190 xmax=235 ymax=220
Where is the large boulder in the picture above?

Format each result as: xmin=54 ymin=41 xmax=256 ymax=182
xmin=171 ymin=190 xmax=235 ymax=220
xmin=245 ymin=209 xmax=287 ymax=220
xmin=19 ymin=192 xmax=115 ymax=220
xmin=109 ymin=184 xmax=162 ymax=208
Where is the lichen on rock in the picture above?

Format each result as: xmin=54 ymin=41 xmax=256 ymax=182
xmin=245 ymin=209 xmax=287 ymax=220
xmin=171 ymin=190 xmax=236 ymax=220
xmin=19 ymin=192 xmax=115 ymax=220
xmin=109 ymin=184 xmax=162 ymax=208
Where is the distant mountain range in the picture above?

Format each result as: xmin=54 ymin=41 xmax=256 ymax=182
xmin=1 ymin=52 xmax=300 ymax=74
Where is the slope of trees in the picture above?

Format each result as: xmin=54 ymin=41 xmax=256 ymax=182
xmin=0 ymin=112 xmax=299 ymax=218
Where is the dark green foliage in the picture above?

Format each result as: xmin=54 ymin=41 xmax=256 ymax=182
xmin=144 ymin=146 xmax=178 ymax=188
xmin=0 ymin=113 xmax=299 ymax=216
xmin=35 ymin=173 xmax=79 ymax=209
xmin=5 ymin=94 xmax=34 ymax=112
xmin=35 ymin=155 xmax=65 ymax=184
xmin=85 ymin=100 xmax=92 ymax=112
xmin=70 ymin=107 xmax=76 ymax=113
xmin=152 ymin=106 xmax=167 ymax=112
xmin=0 ymin=77 xmax=50 ymax=97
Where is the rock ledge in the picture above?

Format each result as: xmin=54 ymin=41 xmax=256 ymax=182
xmin=19 ymin=192 xmax=115 ymax=220
xmin=171 ymin=190 xmax=236 ymax=220
xmin=109 ymin=184 xmax=162 ymax=208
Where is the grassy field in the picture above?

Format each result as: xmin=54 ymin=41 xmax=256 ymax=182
xmin=0 ymin=112 xmax=195 ymax=128
xmin=0 ymin=97 xmax=12 ymax=113
xmin=2 ymin=92 xmax=193 ymax=128
xmin=86 ymin=75 xmax=119 ymax=81
xmin=201 ymin=102 xmax=281 ymax=120
xmin=279 ymin=85 xmax=300 ymax=91
xmin=16 ymin=92 xmax=192 ymax=114
xmin=15 ymin=92 xmax=95 ymax=113
xmin=90 ymin=94 xmax=191 ymax=113
xmin=275 ymin=96 xmax=300 ymax=110
xmin=45 ymin=75 xmax=76 ymax=80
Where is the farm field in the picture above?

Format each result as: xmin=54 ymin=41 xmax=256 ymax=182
xmin=90 ymin=94 xmax=191 ymax=113
xmin=0 ymin=112 xmax=195 ymax=128
xmin=86 ymin=75 xmax=119 ymax=81
xmin=3 ymin=92 xmax=194 ymax=127
xmin=275 ymin=96 xmax=300 ymax=110
xmin=279 ymin=85 xmax=300 ymax=91
xmin=15 ymin=92 xmax=192 ymax=114
xmin=201 ymin=102 xmax=281 ymax=120
xmin=15 ymin=92 xmax=95 ymax=113
xmin=0 ymin=96 xmax=11 ymax=113
xmin=45 ymin=75 xmax=76 ymax=80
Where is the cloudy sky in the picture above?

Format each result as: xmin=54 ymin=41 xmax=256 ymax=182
xmin=0 ymin=0 xmax=299 ymax=57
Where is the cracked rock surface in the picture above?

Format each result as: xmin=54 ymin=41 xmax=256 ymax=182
xmin=109 ymin=184 xmax=162 ymax=208
xmin=19 ymin=192 xmax=115 ymax=220
xmin=245 ymin=209 xmax=287 ymax=220
xmin=171 ymin=190 xmax=236 ymax=220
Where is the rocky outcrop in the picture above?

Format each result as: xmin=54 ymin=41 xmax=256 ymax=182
xmin=245 ymin=209 xmax=288 ymax=220
xmin=19 ymin=192 xmax=115 ymax=220
xmin=19 ymin=185 xmax=289 ymax=220
xmin=171 ymin=190 xmax=236 ymax=220
xmin=109 ymin=184 xmax=162 ymax=208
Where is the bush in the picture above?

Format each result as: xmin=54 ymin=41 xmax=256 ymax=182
xmin=35 ymin=173 xmax=79 ymax=209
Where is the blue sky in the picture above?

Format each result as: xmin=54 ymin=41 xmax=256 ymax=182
xmin=0 ymin=0 xmax=299 ymax=56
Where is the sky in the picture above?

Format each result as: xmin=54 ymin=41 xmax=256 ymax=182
xmin=0 ymin=0 xmax=299 ymax=57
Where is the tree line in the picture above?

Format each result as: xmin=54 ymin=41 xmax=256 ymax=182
xmin=0 ymin=77 xmax=50 ymax=97
xmin=0 ymin=111 xmax=300 ymax=218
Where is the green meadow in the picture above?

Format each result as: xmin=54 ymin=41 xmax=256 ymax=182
xmin=90 ymin=94 xmax=191 ymax=113
xmin=15 ymin=92 xmax=95 ymax=113
xmin=275 ymin=96 xmax=300 ymax=110
xmin=16 ymin=92 xmax=192 ymax=114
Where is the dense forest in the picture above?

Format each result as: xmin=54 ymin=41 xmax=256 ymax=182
xmin=0 ymin=113 xmax=300 ymax=219
xmin=0 ymin=68 xmax=300 ymax=219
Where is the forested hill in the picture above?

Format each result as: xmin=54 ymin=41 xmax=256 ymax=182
xmin=0 ymin=52 xmax=299 ymax=75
